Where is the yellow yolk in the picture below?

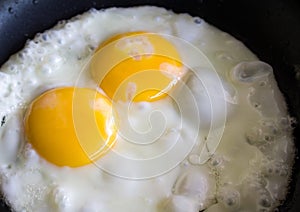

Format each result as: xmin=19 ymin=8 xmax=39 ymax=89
xmin=90 ymin=31 xmax=185 ymax=102
xmin=24 ymin=87 xmax=117 ymax=167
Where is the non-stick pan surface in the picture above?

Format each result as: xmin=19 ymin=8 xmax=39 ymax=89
xmin=0 ymin=0 xmax=299 ymax=211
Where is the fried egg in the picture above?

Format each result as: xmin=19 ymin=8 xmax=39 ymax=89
xmin=0 ymin=6 xmax=295 ymax=212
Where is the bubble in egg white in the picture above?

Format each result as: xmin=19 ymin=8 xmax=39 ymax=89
xmin=173 ymin=166 xmax=216 ymax=209
xmin=215 ymin=50 xmax=235 ymax=61
xmin=217 ymin=186 xmax=240 ymax=209
xmin=231 ymin=61 xmax=272 ymax=83
xmin=161 ymin=195 xmax=200 ymax=212
xmin=0 ymin=114 xmax=22 ymax=165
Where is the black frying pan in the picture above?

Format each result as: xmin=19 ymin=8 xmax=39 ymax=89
xmin=0 ymin=0 xmax=299 ymax=211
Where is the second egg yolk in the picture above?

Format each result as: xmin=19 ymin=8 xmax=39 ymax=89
xmin=90 ymin=31 xmax=185 ymax=102
xmin=24 ymin=87 xmax=117 ymax=167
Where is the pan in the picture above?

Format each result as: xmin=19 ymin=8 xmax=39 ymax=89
xmin=0 ymin=0 xmax=299 ymax=211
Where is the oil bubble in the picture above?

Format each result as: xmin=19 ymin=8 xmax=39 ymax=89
xmin=259 ymin=81 xmax=267 ymax=87
xmin=209 ymin=155 xmax=223 ymax=167
xmin=193 ymin=17 xmax=202 ymax=24
xmin=253 ymin=102 xmax=261 ymax=109
xmin=8 ymin=7 xmax=13 ymax=14
xmin=188 ymin=154 xmax=200 ymax=165
xmin=263 ymin=135 xmax=274 ymax=142
xmin=218 ymin=187 xmax=240 ymax=209
xmin=259 ymin=196 xmax=271 ymax=208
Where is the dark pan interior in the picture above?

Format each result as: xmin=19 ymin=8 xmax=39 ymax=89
xmin=0 ymin=0 xmax=300 ymax=211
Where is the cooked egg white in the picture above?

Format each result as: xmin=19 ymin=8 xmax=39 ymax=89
xmin=0 ymin=6 xmax=295 ymax=212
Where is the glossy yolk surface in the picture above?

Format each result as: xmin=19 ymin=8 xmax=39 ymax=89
xmin=90 ymin=31 xmax=185 ymax=102
xmin=24 ymin=87 xmax=117 ymax=167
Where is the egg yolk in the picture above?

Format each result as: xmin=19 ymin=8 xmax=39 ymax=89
xmin=24 ymin=87 xmax=117 ymax=167
xmin=90 ymin=31 xmax=185 ymax=102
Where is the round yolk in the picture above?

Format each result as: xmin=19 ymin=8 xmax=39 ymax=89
xmin=90 ymin=31 xmax=185 ymax=102
xmin=24 ymin=87 xmax=117 ymax=167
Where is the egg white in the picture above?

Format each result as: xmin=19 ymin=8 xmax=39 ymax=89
xmin=0 ymin=6 xmax=295 ymax=212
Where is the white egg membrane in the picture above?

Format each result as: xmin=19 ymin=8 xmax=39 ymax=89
xmin=0 ymin=6 xmax=295 ymax=212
